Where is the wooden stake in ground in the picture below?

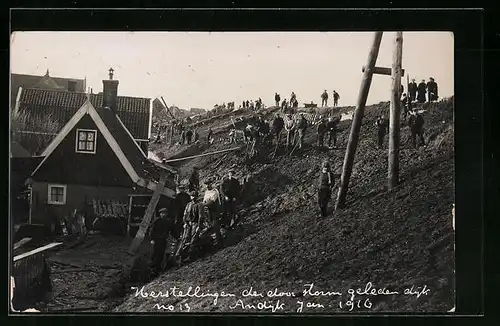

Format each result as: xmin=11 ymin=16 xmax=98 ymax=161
xmin=388 ymin=32 xmax=403 ymax=190
xmin=335 ymin=31 xmax=384 ymax=210
xmin=127 ymin=174 xmax=168 ymax=255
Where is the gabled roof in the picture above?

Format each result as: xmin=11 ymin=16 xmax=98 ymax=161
xmin=17 ymin=88 xmax=151 ymax=140
xmin=10 ymin=72 xmax=85 ymax=108
xmin=30 ymin=99 xmax=177 ymax=198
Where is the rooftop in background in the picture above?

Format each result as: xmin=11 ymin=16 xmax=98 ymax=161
xmin=16 ymin=88 xmax=151 ymax=141
xmin=11 ymin=70 xmax=86 ymax=107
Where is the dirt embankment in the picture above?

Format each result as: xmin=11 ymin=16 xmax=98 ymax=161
xmin=116 ymin=98 xmax=454 ymax=313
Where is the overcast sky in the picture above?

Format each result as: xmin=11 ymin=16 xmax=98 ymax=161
xmin=11 ymin=32 xmax=453 ymax=109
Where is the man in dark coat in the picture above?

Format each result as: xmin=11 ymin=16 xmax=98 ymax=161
xmin=427 ymin=77 xmax=438 ymax=102
xmin=326 ymin=116 xmax=340 ymax=148
xmin=375 ymin=115 xmax=389 ymax=148
xmin=149 ymin=208 xmax=176 ymax=275
xmin=321 ymin=90 xmax=329 ymax=107
xmin=220 ymin=169 xmax=241 ymax=228
xmin=272 ymin=114 xmax=285 ymax=144
xmin=318 ymin=160 xmax=334 ymax=218
xmin=296 ymin=114 xmax=308 ymax=150
xmin=317 ymin=118 xmax=327 ymax=147
xmin=408 ymin=110 xmax=425 ymax=148
xmin=417 ymin=79 xmax=427 ymax=103
xmin=186 ymin=129 xmax=193 ymax=145
xmin=333 ymin=91 xmax=340 ymax=107
xmin=275 ymin=93 xmax=280 ymax=107
xmin=189 ymin=167 xmax=200 ymax=196
xmin=408 ymin=78 xmax=417 ymax=102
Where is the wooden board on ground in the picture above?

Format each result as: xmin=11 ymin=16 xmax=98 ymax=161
xmin=127 ymin=173 xmax=168 ymax=256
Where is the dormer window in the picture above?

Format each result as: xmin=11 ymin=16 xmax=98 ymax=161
xmin=75 ymin=129 xmax=97 ymax=154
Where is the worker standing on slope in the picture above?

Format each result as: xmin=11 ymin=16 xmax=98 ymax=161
xmin=316 ymin=117 xmax=327 ymax=148
xmin=326 ymin=116 xmax=339 ymax=149
xmin=220 ymin=168 xmax=241 ymax=229
xmin=427 ymin=77 xmax=439 ymax=102
xmin=149 ymin=207 xmax=176 ymax=276
xmin=333 ymin=90 xmax=340 ymax=107
xmin=207 ymin=127 xmax=214 ymax=144
xmin=375 ymin=115 xmax=389 ymax=149
xmin=203 ymin=178 xmax=223 ymax=247
xmin=173 ymin=185 xmax=191 ymax=238
xmin=408 ymin=78 xmax=418 ymax=102
xmin=275 ymin=93 xmax=281 ymax=107
xmin=408 ymin=110 xmax=426 ymax=148
xmin=272 ymin=113 xmax=285 ymax=145
xmin=189 ymin=166 xmax=200 ymax=196
xmin=317 ymin=160 xmax=334 ymax=218
xmin=284 ymin=114 xmax=296 ymax=149
xmin=417 ymin=79 xmax=427 ymax=103
xmin=296 ymin=114 xmax=308 ymax=150
xmin=186 ymin=129 xmax=193 ymax=145
xmin=321 ymin=90 xmax=329 ymax=107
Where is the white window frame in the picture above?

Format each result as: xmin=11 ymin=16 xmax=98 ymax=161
xmin=47 ymin=184 xmax=67 ymax=205
xmin=75 ymin=129 xmax=97 ymax=154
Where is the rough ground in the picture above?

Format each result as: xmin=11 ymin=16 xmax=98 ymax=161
xmin=112 ymin=98 xmax=455 ymax=313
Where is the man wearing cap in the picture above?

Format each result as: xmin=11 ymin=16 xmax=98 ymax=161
xmin=427 ymin=77 xmax=438 ymax=102
xmin=296 ymin=113 xmax=308 ymax=150
xmin=333 ymin=90 xmax=340 ymax=107
xmin=417 ymin=79 xmax=427 ymax=103
xmin=326 ymin=116 xmax=340 ymax=149
xmin=407 ymin=110 xmax=425 ymax=148
xmin=375 ymin=114 xmax=389 ymax=149
xmin=203 ymin=178 xmax=223 ymax=246
xmin=220 ymin=169 xmax=241 ymax=228
xmin=149 ymin=207 xmax=175 ymax=275
xmin=179 ymin=191 xmax=204 ymax=255
xmin=318 ymin=160 xmax=334 ymax=218
xmin=408 ymin=78 xmax=417 ymax=102
xmin=316 ymin=118 xmax=327 ymax=148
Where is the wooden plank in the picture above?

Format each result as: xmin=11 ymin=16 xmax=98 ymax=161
xmin=13 ymin=238 xmax=32 ymax=250
xmin=362 ymin=66 xmax=405 ymax=76
xmin=162 ymin=146 xmax=241 ymax=163
xmin=335 ymin=32 xmax=384 ymax=210
xmin=14 ymin=242 xmax=63 ymax=261
xmin=127 ymin=174 xmax=168 ymax=255
xmin=388 ymin=32 xmax=403 ymax=189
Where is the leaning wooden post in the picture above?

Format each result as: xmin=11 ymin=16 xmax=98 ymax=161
xmin=388 ymin=32 xmax=403 ymax=190
xmin=335 ymin=31 xmax=384 ymax=210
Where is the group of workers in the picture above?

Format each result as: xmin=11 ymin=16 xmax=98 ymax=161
xmin=148 ymin=166 xmax=242 ymax=275
xmin=275 ymin=92 xmax=299 ymax=112
xmin=321 ymin=90 xmax=340 ymax=108
xmin=375 ymin=109 xmax=426 ymax=149
xmin=404 ymin=77 xmax=439 ymax=104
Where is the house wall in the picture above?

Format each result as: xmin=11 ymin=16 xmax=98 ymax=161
xmin=33 ymin=114 xmax=135 ymax=188
xmin=30 ymin=182 xmax=133 ymax=224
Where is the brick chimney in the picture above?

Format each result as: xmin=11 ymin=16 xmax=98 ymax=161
xmin=102 ymin=67 xmax=119 ymax=111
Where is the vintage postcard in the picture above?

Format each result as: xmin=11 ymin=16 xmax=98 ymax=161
xmin=10 ymin=30 xmax=455 ymax=314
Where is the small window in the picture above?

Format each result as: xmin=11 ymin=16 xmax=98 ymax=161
xmin=48 ymin=184 xmax=67 ymax=205
xmin=75 ymin=129 xmax=97 ymax=154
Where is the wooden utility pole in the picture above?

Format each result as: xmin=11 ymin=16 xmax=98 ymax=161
xmin=335 ymin=31 xmax=384 ymax=210
xmin=127 ymin=173 xmax=167 ymax=255
xmin=388 ymin=32 xmax=403 ymax=190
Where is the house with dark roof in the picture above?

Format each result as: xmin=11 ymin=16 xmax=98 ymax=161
xmin=13 ymin=69 xmax=152 ymax=155
xmin=10 ymin=70 xmax=86 ymax=108
xmin=25 ymin=70 xmax=178 ymax=227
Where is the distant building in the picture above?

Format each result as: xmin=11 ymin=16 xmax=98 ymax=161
xmin=10 ymin=70 xmax=86 ymax=109
xmin=13 ymin=70 xmax=152 ymax=154
xmin=25 ymin=69 xmax=178 ymax=226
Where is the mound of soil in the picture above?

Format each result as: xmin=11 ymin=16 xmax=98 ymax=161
xmin=116 ymin=98 xmax=455 ymax=313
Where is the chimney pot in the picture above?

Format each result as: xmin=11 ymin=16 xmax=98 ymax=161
xmin=103 ymin=69 xmax=119 ymax=111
